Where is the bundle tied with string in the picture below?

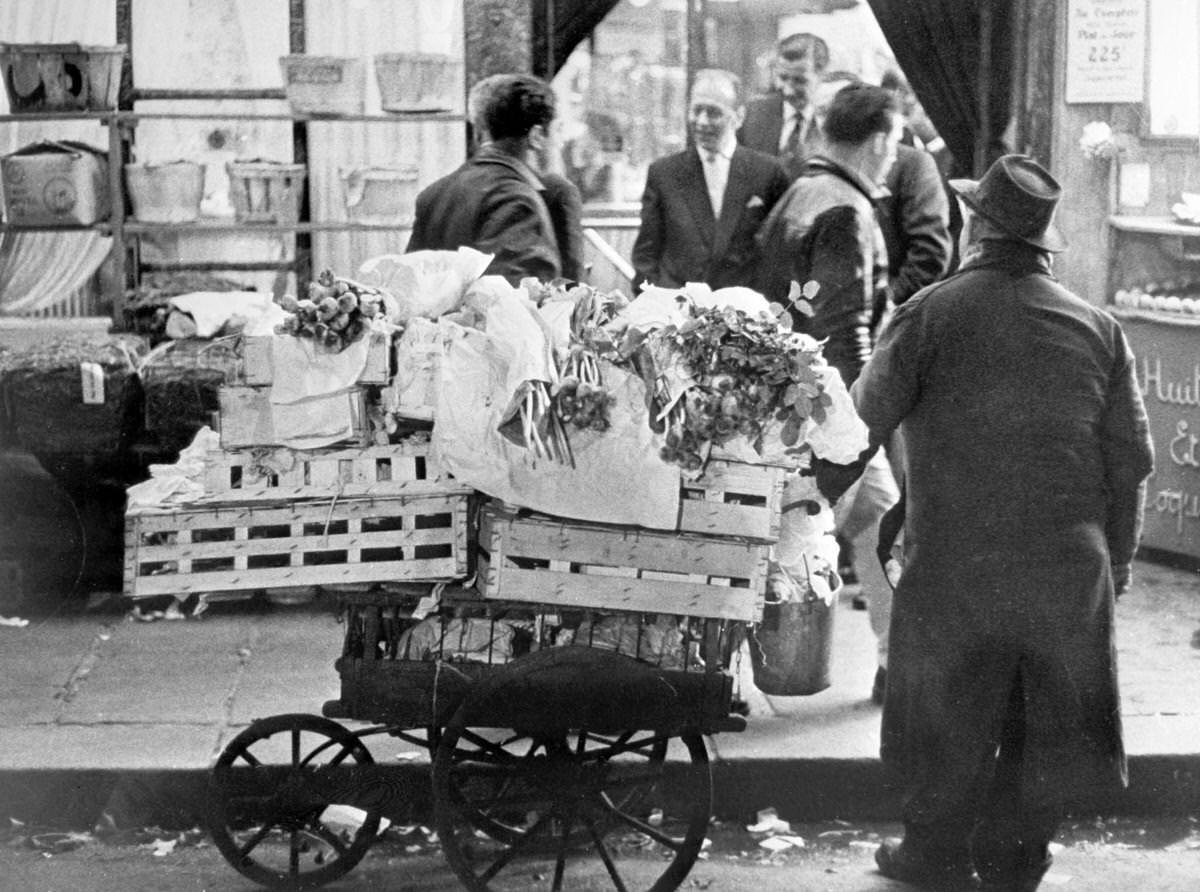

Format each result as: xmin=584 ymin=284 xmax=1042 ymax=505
xmin=0 ymin=333 xmax=147 ymax=456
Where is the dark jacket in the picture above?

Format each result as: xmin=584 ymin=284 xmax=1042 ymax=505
xmin=738 ymin=93 xmax=822 ymax=180
xmin=756 ymin=155 xmax=888 ymax=388
xmin=406 ymin=145 xmax=560 ymax=285
xmin=631 ymin=146 xmax=789 ymax=293
xmin=540 ymin=172 xmax=585 ymax=282
xmin=878 ymin=144 xmax=952 ymax=304
xmin=852 ymin=240 xmax=1154 ymax=817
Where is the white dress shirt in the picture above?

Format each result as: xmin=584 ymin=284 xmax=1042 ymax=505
xmin=698 ymin=132 xmax=737 ymax=218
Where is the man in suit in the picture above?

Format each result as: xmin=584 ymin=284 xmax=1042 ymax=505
xmin=739 ymin=32 xmax=830 ymax=180
xmin=632 ymin=68 xmax=789 ymax=294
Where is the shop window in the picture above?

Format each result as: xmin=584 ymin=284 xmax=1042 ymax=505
xmin=552 ymin=0 xmax=690 ymax=207
xmin=1146 ymin=0 xmax=1200 ymax=138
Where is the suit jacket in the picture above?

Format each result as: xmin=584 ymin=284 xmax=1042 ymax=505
xmin=631 ymin=146 xmax=789 ymax=293
xmin=878 ymin=144 xmax=952 ymax=305
xmin=540 ymin=172 xmax=585 ymax=282
xmin=738 ymin=93 xmax=822 ymax=180
xmin=406 ymin=145 xmax=560 ymax=285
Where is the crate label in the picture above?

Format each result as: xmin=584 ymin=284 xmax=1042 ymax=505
xmin=291 ymin=64 xmax=343 ymax=84
xmin=80 ymin=361 xmax=105 ymax=404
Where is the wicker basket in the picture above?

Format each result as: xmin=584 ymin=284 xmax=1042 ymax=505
xmin=125 ymin=161 xmax=204 ymax=223
xmin=279 ymin=55 xmax=365 ymax=115
xmin=340 ymin=165 xmax=418 ymax=225
xmin=374 ymin=53 xmax=459 ymax=112
xmin=0 ymin=43 xmax=125 ymax=112
xmin=225 ymin=160 xmax=306 ymax=223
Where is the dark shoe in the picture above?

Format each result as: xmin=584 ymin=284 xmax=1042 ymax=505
xmin=876 ymin=838 xmax=981 ymax=890
xmin=871 ymin=666 xmax=887 ymax=705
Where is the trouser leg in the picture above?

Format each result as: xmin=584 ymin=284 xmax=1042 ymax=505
xmin=973 ymin=674 xmax=1059 ymax=890
xmin=834 ymin=450 xmax=899 ymax=669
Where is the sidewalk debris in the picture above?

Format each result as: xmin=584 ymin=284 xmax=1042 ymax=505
xmin=746 ymin=807 xmax=792 ymax=835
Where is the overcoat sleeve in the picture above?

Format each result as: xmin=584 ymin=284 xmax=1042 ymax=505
xmin=1100 ymin=327 xmax=1154 ymax=566
xmin=850 ymin=297 xmax=924 ymax=440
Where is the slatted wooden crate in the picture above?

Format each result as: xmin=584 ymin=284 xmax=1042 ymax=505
xmin=679 ymin=459 xmax=785 ymax=541
xmin=199 ymin=440 xmax=466 ymax=502
xmin=476 ymin=503 xmax=767 ymax=622
xmin=124 ymin=491 xmax=470 ymax=600
xmin=217 ymin=385 xmax=370 ymax=450
xmin=241 ymin=331 xmax=391 ymax=386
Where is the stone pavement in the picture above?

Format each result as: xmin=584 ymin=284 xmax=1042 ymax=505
xmin=1 ymin=557 xmax=1197 ymax=831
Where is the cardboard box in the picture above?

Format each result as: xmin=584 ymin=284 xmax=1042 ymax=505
xmin=1 ymin=140 xmax=109 ymax=225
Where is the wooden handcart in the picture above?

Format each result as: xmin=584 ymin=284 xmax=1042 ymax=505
xmin=205 ymin=504 xmax=770 ymax=891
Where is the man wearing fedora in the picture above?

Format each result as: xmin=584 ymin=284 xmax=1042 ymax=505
xmin=852 ymin=154 xmax=1154 ymax=891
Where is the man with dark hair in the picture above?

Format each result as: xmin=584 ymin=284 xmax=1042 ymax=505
xmin=407 ymin=73 xmax=564 ymax=284
xmin=757 ymin=83 xmax=904 ymax=702
xmin=632 ymin=68 xmax=789 ymax=293
xmin=739 ymin=32 xmax=830 ymax=179
xmin=855 ymin=154 xmax=1154 ymax=891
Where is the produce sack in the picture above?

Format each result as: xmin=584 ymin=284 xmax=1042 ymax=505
xmin=267 ymin=318 xmax=389 ymax=406
xmin=0 ymin=333 xmax=145 ymax=455
xmin=431 ymin=321 xmax=680 ymax=530
xmin=139 ymin=337 xmax=240 ymax=454
xmin=388 ymin=316 xmax=441 ymax=421
xmin=356 ymin=247 xmax=491 ymax=323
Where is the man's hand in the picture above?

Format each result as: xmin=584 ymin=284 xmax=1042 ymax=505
xmin=1112 ymin=562 xmax=1132 ymax=598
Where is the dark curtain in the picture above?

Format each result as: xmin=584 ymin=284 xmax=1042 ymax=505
xmin=531 ymin=0 xmax=623 ymax=79
xmin=867 ymin=0 xmax=1013 ymax=177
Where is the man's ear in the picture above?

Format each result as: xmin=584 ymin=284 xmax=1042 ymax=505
xmin=732 ymin=106 xmax=746 ymax=130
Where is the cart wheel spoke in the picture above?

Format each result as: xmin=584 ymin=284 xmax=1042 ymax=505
xmin=596 ymin=794 xmax=685 ymax=851
xmin=207 ymin=713 xmax=382 ymax=889
xmin=236 ymin=821 xmax=277 ymax=861
xmin=587 ymin=816 xmax=630 ymax=892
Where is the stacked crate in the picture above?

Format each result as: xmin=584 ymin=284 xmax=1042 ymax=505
xmin=474 ymin=457 xmax=785 ymax=625
xmin=123 ymin=333 xmax=472 ymax=605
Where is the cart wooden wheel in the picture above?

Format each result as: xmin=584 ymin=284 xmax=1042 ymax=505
xmin=432 ymin=654 xmax=712 ymax=891
xmin=207 ymin=713 xmax=384 ymax=889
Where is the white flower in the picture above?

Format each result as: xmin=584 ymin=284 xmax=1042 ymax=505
xmin=1079 ymin=121 xmax=1117 ymax=160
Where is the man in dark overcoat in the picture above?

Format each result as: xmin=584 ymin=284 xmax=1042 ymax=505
xmin=631 ymin=68 xmax=789 ymax=294
xmin=853 ymin=155 xmax=1154 ymax=891
xmin=407 ymin=73 xmax=563 ymax=285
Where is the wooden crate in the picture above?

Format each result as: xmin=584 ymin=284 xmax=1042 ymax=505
xmin=679 ymin=459 xmax=784 ymax=541
xmin=217 ymin=385 xmax=369 ymax=450
xmin=199 ymin=441 xmax=467 ymax=502
xmin=242 ymin=331 xmax=391 ymax=386
xmin=124 ymin=492 xmax=470 ymax=600
xmin=476 ymin=504 xmax=767 ymax=622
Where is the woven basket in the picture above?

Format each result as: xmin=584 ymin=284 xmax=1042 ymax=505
xmin=340 ymin=165 xmax=418 ymax=225
xmin=0 ymin=43 xmax=125 ymax=112
xmin=226 ymin=160 xmax=306 ymax=223
xmin=125 ymin=161 xmax=204 ymax=223
xmin=279 ymin=55 xmax=365 ymax=115
xmin=374 ymin=53 xmax=459 ymax=112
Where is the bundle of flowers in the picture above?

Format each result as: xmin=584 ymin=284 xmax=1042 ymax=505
xmin=623 ymin=303 xmax=831 ymax=472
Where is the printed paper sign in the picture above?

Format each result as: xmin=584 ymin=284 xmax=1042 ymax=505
xmin=1066 ymin=0 xmax=1145 ymax=104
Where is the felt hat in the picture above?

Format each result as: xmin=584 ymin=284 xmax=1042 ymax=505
xmin=949 ymin=154 xmax=1067 ymax=252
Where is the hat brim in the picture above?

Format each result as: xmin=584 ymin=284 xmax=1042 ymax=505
xmin=948 ymin=177 xmax=1068 ymax=253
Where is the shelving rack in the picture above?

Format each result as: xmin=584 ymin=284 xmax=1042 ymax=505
xmin=0 ymin=0 xmax=466 ymax=325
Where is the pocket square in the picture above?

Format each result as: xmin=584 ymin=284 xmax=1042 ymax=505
xmin=746 ymin=195 xmax=765 ymax=209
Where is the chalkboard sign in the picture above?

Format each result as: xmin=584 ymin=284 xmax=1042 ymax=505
xmin=1122 ymin=313 xmax=1200 ymax=558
